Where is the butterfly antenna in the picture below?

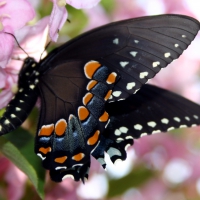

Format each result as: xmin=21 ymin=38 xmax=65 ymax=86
xmin=4 ymin=32 xmax=29 ymax=57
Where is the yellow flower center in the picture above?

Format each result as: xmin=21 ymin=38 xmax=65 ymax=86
xmin=11 ymin=84 xmax=18 ymax=94
xmin=57 ymin=0 xmax=66 ymax=7
xmin=0 ymin=21 xmax=3 ymax=31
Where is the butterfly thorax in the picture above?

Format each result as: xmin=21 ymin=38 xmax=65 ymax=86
xmin=18 ymin=57 xmax=40 ymax=87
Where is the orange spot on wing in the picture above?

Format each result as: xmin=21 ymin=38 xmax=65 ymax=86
xmin=83 ymin=93 xmax=93 ymax=105
xmin=106 ymin=72 xmax=117 ymax=84
xmin=104 ymin=90 xmax=112 ymax=101
xmin=86 ymin=80 xmax=98 ymax=91
xmin=72 ymin=153 xmax=85 ymax=161
xmin=54 ymin=156 xmax=67 ymax=163
xmin=38 ymin=124 xmax=54 ymax=136
xmin=84 ymin=61 xmax=101 ymax=79
xmin=55 ymin=119 xmax=67 ymax=136
xmin=87 ymin=130 xmax=100 ymax=145
xmin=78 ymin=106 xmax=89 ymax=121
xmin=99 ymin=111 xmax=109 ymax=122
xmin=39 ymin=147 xmax=51 ymax=154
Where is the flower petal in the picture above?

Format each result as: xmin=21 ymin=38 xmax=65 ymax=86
xmin=49 ymin=2 xmax=67 ymax=41
xmin=1 ymin=0 xmax=35 ymax=31
xmin=14 ymin=16 xmax=50 ymax=60
xmin=66 ymin=0 xmax=101 ymax=9
xmin=0 ymin=27 xmax=14 ymax=68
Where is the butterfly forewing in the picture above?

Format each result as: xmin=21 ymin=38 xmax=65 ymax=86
xmin=40 ymin=14 xmax=200 ymax=101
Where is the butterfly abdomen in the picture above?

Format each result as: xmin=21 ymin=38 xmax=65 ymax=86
xmin=0 ymin=88 xmax=38 ymax=135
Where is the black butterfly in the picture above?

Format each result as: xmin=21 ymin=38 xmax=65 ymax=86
xmin=0 ymin=14 xmax=200 ymax=182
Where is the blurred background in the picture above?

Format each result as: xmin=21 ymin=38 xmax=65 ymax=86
xmin=1 ymin=0 xmax=200 ymax=199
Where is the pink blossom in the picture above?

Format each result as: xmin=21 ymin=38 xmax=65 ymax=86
xmin=5 ymin=164 xmax=27 ymax=200
xmin=0 ymin=17 xmax=49 ymax=108
xmin=83 ymin=5 xmax=110 ymax=31
xmin=66 ymin=0 xmax=101 ymax=9
xmin=45 ymin=177 xmax=79 ymax=200
xmin=14 ymin=16 xmax=50 ymax=61
xmin=49 ymin=0 xmax=67 ymax=42
xmin=0 ymin=66 xmax=18 ymax=109
xmin=162 ymin=0 xmax=196 ymax=17
xmin=112 ymin=0 xmax=146 ymax=21
xmin=49 ymin=0 xmax=101 ymax=41
xmin=0 ymin=156 xmax=10 ymax=177
xmin=0 ymin=0 xmax=35 ymax=68
xmin=134 ymin=134 xmax=189 ymax=167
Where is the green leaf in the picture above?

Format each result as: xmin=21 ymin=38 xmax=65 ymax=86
xmin=0 ymin=108 xmax=5 ymax=117
xmin=101 ymin=0 xmax=115 ymax=13
xmin=0 ymin=128 xmax=45 ymax=199
xmin=38 ymin=1 xmax=53 ymax=18
xmin=107 ymin=166 xmax=155 ymax=198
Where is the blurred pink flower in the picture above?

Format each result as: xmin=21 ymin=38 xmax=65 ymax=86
xmin=163 ymin=0 xmax=196 ymax=17
xmin=137 ymin=180 xmax=166 ymax=200
xmin=45 ymin=178 xmax=79 ymax=200
xmin=0 ymin=156 xmax=10 ymax=177
xmin=112 ymin=0 xmax=146 ymax=21
xmin=0 ymin=156 xmax=28 ymax=200
xmin=0 ymin=66 xmax=18 ymax=109
xmin=0 ymin=17 xmax=49 ymax=109
xmin=14 ymin=16 xmax=50 ymax=61
xmin=83 ymin=5 xmax=110 ymax=31
xmin=49 ymin=0 xmax=67 ymax=42
xmin=0 ymin=0 xmax=35 ymax=68
xmin=134 ymin=134 xmax=189 ymax=168
xmin=66 ymin=0 xmax=101 ymax=9
xmin=49 ymin=0 xmax=101 ymax=41
xmin=5 ymin=163 xmax=27 ymax=200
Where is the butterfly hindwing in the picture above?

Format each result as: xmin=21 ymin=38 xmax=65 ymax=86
xmin=104 ymin=84 xmax=200 ymax=140
xmin=36 ymin=60 xmax=119 ymax=181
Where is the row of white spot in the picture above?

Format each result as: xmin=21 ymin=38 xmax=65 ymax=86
xmin=113 ymin=35 xmax=186 ymax=46
xmin=112 ymin=36 xmax=184 ymax=95
xmin=113 ymin=34 xmax=182 ymax=69
xmin=114 ymin=115 xmax=199 ymax=137
xmin=120 ymin=60 xmax=160 ymax=68
xmin=134 ymin=115 xmax=199 ymax=130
